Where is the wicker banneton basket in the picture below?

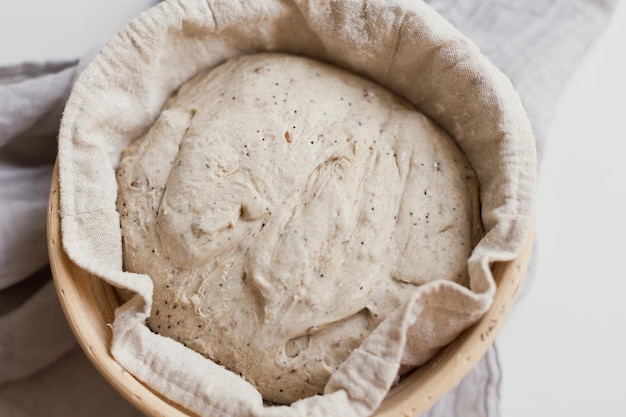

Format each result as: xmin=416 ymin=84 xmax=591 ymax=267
xmin=47 ymin=0 xmax=537 ymax=414
xmin=47 ymin=160 xmax=534 ymax=417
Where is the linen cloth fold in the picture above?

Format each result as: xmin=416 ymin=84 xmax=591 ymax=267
xmin=0 ymin=1 xmax=617 ymax=416
xmin=0 ymin=61 xmax=78 ymax=387
xmin=0 ymin=61 xmax=75 ymax=291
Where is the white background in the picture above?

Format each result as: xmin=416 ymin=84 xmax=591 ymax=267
xmin=498 ymin=2 xmax=626 ymax=416
xmin=1 ymin=1 xmax=625 ymax=416
xmin=0 ymin=0 xmax=156 ymax=65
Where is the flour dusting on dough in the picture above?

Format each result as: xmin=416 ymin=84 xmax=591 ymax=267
xmin=116 ymin=53 xmax=482 ymax=404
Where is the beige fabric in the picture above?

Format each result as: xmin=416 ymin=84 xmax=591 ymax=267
xmin=57 ymin=0 xmax=535 ymax=416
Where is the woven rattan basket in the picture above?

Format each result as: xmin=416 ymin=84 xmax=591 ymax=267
xmin=47 ymin=159 xmax=533 ymax=417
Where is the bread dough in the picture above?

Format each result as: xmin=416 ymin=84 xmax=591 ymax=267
xmin=116 ymin=53 xmax=482 ymax=404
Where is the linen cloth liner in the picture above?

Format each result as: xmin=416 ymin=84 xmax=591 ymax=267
xmin=2 ymin=1 xmax=618 ymax=416
xmin=57 ymin=0 xmax=535 ymax=416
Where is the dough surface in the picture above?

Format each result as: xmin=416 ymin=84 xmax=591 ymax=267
xmin=116 ymin=53 xmax=482 ymax=404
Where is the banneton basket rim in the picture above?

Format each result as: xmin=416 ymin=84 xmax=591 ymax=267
xmin=47 ymin=160 xmax=534 ymax=417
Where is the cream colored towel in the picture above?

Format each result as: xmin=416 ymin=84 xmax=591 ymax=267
xmin=56 ymin=0 xmax=535 ymax=416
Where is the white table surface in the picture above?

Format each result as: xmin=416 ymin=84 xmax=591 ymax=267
xmin=498 ymin=2 xmax=626 ymax=416
xmin=0 ymin=0 xmax=156 ymax=65
xmin=2 ymin=1 xmax=625 ymax=416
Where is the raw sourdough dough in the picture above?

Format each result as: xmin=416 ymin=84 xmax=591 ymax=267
xmin=116 ymin=53 xmax=482 ymax=404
